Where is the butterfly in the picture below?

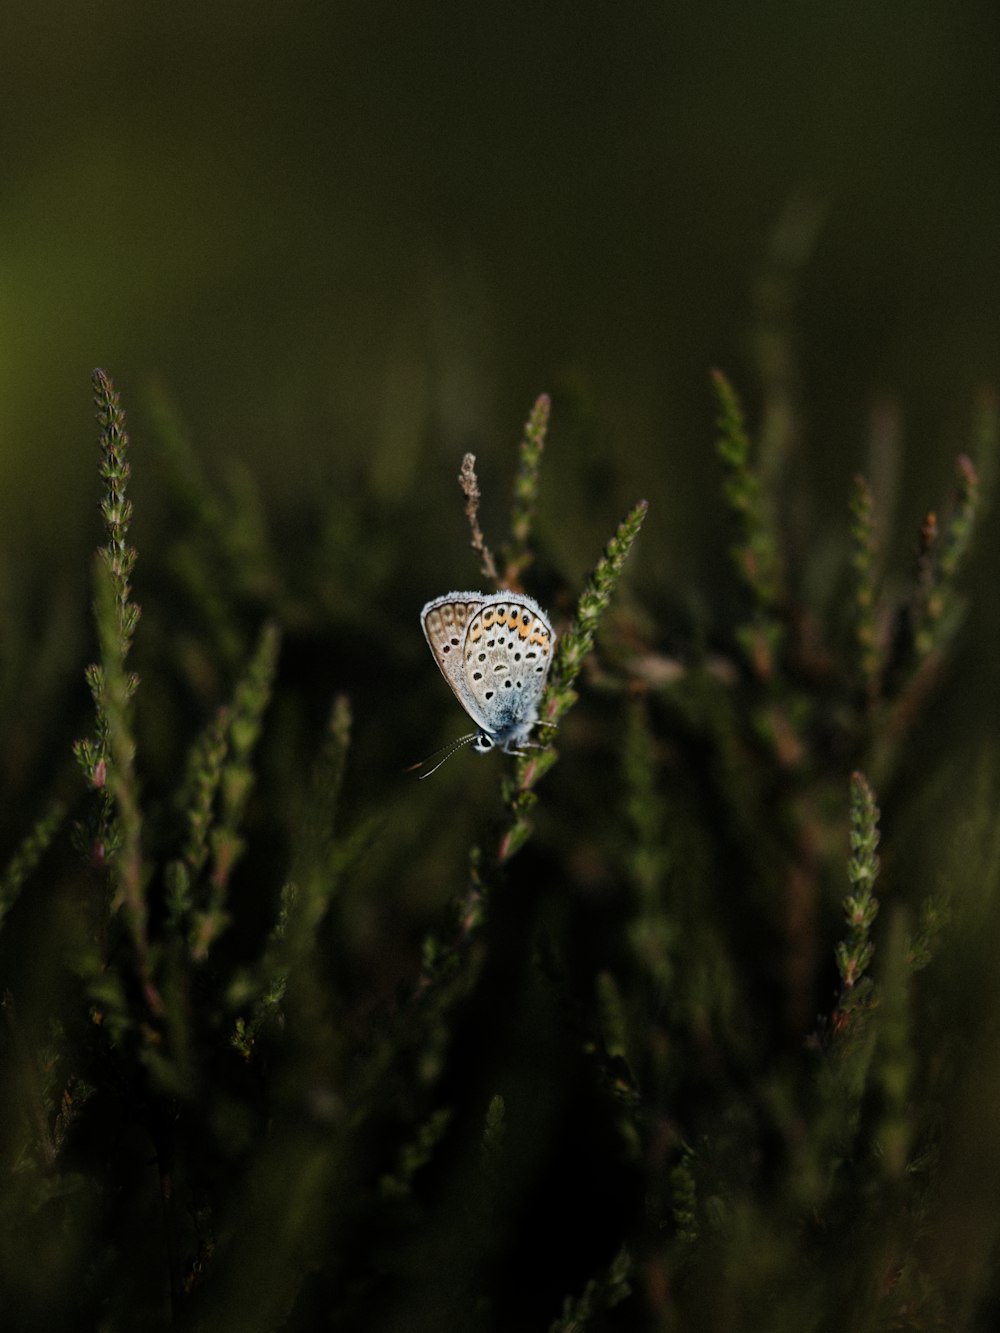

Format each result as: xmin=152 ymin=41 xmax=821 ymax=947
xmin=419 ymin=591 xmax=555 ymax=768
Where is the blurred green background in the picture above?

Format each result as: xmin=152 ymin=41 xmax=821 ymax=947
xmin=3 ymin=5 xmax=1000 ymax=1325
xmin=2 ymin=0 xmax=999 ymax=782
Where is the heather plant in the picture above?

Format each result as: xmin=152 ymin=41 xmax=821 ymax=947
xmin=0 ymin=360 xmax=996 ymax=1333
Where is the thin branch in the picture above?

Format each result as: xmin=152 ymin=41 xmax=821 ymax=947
xmin=458 ymin=453 xmax=499 ymax=584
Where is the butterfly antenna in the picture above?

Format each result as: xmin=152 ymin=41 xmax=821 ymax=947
xmin=406 ymin=733 xmax=478 ymax=780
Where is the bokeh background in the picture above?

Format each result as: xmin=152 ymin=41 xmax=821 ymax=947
xmin=3 ymin=0 xmax=999 ymax=586
xmin=4 ymin=0 xmax=1000 ymax=920
xmin=3 ymin=4 xmax=1000 ymax=1326
xmin=2 ymin=1 xmax=1000 ymax=931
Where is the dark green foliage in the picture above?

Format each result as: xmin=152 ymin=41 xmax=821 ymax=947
xmin=849 ymin=474 xmax=880 ymax=700
xmin=0 ymin=366 xmax=997 ymax=1333
xmin=548 ymin=1246 xmax=632 ymax=1332
xmin=504 ymin=392 xmax=550 ymax=586
xmin=836 ymin=771 xmax=880 ymax=996
xmin=0 ymin=800 xmax=65 ymax=931
xmin=500 ymin=497 xmax=649 ymax=863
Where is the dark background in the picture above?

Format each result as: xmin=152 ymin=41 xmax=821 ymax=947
xmin=3 ymin=3 xmax=999 ymax=573
xmin=2 ymin=6 xmax=1000 ymax=1326
xmin=1 ymin=1 xmax=998 ymax=906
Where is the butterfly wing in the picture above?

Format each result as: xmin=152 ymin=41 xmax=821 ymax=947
xmin=421 ymin=593 xmax=493 ymax=731
xmin=461 ymin=594 xmax=555 ymax=743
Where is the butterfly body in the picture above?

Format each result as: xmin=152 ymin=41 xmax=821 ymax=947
xmin=421 ymin=591 xmax=555 ymax=754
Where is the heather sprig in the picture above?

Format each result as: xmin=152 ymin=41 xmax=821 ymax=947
xmin=92 ymin=367 xmax=140 ymax=656
xmin=458 ymin=451 xmax=500 ymax=584
xmin=547 ymin=1245 xmax=632 ymax=1333
xmin=892 ymin=395 xmax=994 ymax=685
xmin=457 ymin=395 xmax=551 ymax=591
xmin=0 ymin=800 xmax=65 ymax=934
xmin=498 ymin=497 xmax=649 ymax=863
xmin=73 ymin=370 xmax=141 ymax=814
xmin=414 ymin=842 xmax=489 ymax=1005
xmin=835 ymin=770 xmax=881 ymax=1003
xmin=481 ymin=1091 xmax=506 ymax=1163
xmin=713 ymin=369 xmax=784 ymax=633
xmin=849 ymin=473 xmax=881 ymax=701
xmin=72 ymin=370 xmax=156 ymax=1004
xmin=911 ymin=453 xmax=981 ymax=661
xmin=230 ymin=696 xmax=359 ymax=1059
xmin=164 ymin=707 xmax=230 ymax=933
xmin=503 ymin=392 xmax=550 ymax=586
xmin=379 ymin=1107 xmax=452 ymax=1199
xmin=543 ymin=498 xmax=650 ymax=726
xmin=283 ymin=694 xmax=363 ymax=946
xmin=476 ymin=1092 xmax=507 ymax=1223
xmin=190 ymin=621 xmax=281 ymax=961
xmin=181 ymin=706 xmax=231 ymax=881
xmin=230 ymin=880 xmax=295 ymax=1059
xmin=871 ymin=908 xmax=915 ymax=1178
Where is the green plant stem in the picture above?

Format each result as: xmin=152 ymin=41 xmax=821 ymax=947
xmin=0 ymin=800 xmax=65 ymax=934
xmin=75 ymin=370 xmax=159 ymax=1011
xmin=504 ymin=393 xmax=550 ymax=586
xmin=836 ymin=770 xmax=881 ymax=999
xmin=498 ymin=498 xmax=649 ymax=862
xmin=713 ymin=369 xmax=783 ymax=614
xmin=849 ymin=473 xmax=881 ymax=702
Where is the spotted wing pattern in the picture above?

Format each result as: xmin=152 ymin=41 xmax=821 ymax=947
xmin=421 ymin=591 xmax=555 ymax=747
xmin=421 ymin=593 xmax=490 ymax=730
xmin=461 ymin=596 xmax=554 ymax=735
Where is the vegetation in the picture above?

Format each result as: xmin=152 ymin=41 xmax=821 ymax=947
xmin=0 ymin=359 xmax=997 ymax=1333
